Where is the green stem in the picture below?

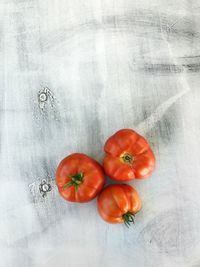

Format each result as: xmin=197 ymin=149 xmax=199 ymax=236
xmin=122 ymin=212 xmax=135 ymax=227
xmin=121 ymin=153 xmax=134 ymax=164
xmin=63 ymin=172 xmax=84 ymax=192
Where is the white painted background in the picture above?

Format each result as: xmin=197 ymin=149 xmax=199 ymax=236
xmin=1 ymin=0 xmax=200 ymax=266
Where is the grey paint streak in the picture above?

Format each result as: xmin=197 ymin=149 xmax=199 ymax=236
xmin=131 ymin=55 xmax=200 ymax=74
xmin=40 ymin=11 xmax=199 ymax=51
xmin=1 ymin=0 xmax=200 ymax=267
xmin=139 ymin=205 xmax=200 ymax=255
xmin=139 ymin=62 xmax=200 ymax=73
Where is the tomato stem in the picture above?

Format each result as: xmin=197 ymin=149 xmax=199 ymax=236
xmin=122 ymin=212 xmax=135 ymax=227
xmin=63 ymin=172 xmax=84 ymax=192
xmin=121 ymin=153 xmax=134 ymax=164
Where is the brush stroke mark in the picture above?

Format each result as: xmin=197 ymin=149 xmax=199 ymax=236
xmin=135 ymin=61 xmax=200 ymax=74
xmin=10 ymin=0 xmax=43 ymax=73
xmin=136 ymin=12 xmax=192 ymax=135
xmin=0 ymin=203 xmax=42 ymax=245
xmin=131 ymin=53 xmax=200 ymax=74
xmin=140 ymin=63 xmax=183 ymax=74
xmin=1 ymin=177 xmax=61 ymax=245
xmin=139 ymin=205 xmax=200 ymax=256
xmin=136 ymin=89 xmax=189 ymax=135
xmin=13 ymin=10 xmax=29 ymax=71
xmin=180 ymin=55 xmax=200 ymax=59
xmin=182 ymin=63 xmax=200 ymax=72
xmin=19 ymin=156 xmax=57 ymax=197
xmin=78 ymin=61 xmax=104 ymax=161
xmin=140 ymin=104 xmax=174 ymax=145
xmin=40 ymin=11 xmax=199 ymax=51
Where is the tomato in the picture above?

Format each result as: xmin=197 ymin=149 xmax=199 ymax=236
xmin=103 ymin=129 xmax=156 ymax=181
xmin=56 ymin=153 xmax=105 ymax=203
xmin=97 ymin=184 xmax=141 ymax=226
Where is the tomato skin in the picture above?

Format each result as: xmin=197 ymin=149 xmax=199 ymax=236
xmin=103 ymin=129 xmax=156 ymax=181
xmin=56 ymin=153 xmax=105 ymax=203
xmin=97 ymin=184 xmax=141 ymax=224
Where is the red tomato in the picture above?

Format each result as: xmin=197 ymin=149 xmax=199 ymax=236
xmin=97 ymin=184 xmax=141 ymax=226
xmin=103 ymin=129 xmax=156 ymax=181
xmin=56 ymin=153 xmax=105 ymax=203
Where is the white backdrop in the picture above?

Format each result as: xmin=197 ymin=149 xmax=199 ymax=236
xmin=1 ymin=0 xmax=200 ymax=266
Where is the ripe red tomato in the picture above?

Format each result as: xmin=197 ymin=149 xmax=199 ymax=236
xmin=103 ymin=129 xmax=156 ymax=181
xmin=56 ymin=153 xmax=105 ymax=203
xmin=97 ymin=184 xmax=141 ymax=226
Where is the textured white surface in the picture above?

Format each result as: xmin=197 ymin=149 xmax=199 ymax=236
xmin=1 ymin=0 xmax=200 ymax=266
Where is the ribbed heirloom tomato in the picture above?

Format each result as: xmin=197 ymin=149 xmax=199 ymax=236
xmin=56 ymin=153 xmax=105 ymax=203
xmin=103 ymin=129 xmax=156 ymax=181
xmin=97 ymin=184 xmax=141 ymax=226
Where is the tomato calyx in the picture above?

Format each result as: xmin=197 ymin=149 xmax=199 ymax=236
xmin=121 ymin=152 xmax=134 ymax=165
xmin=122 ymin=211 xmax=135 ymax=227
xmin=63 ymin=172 xmax=84 ymax=192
